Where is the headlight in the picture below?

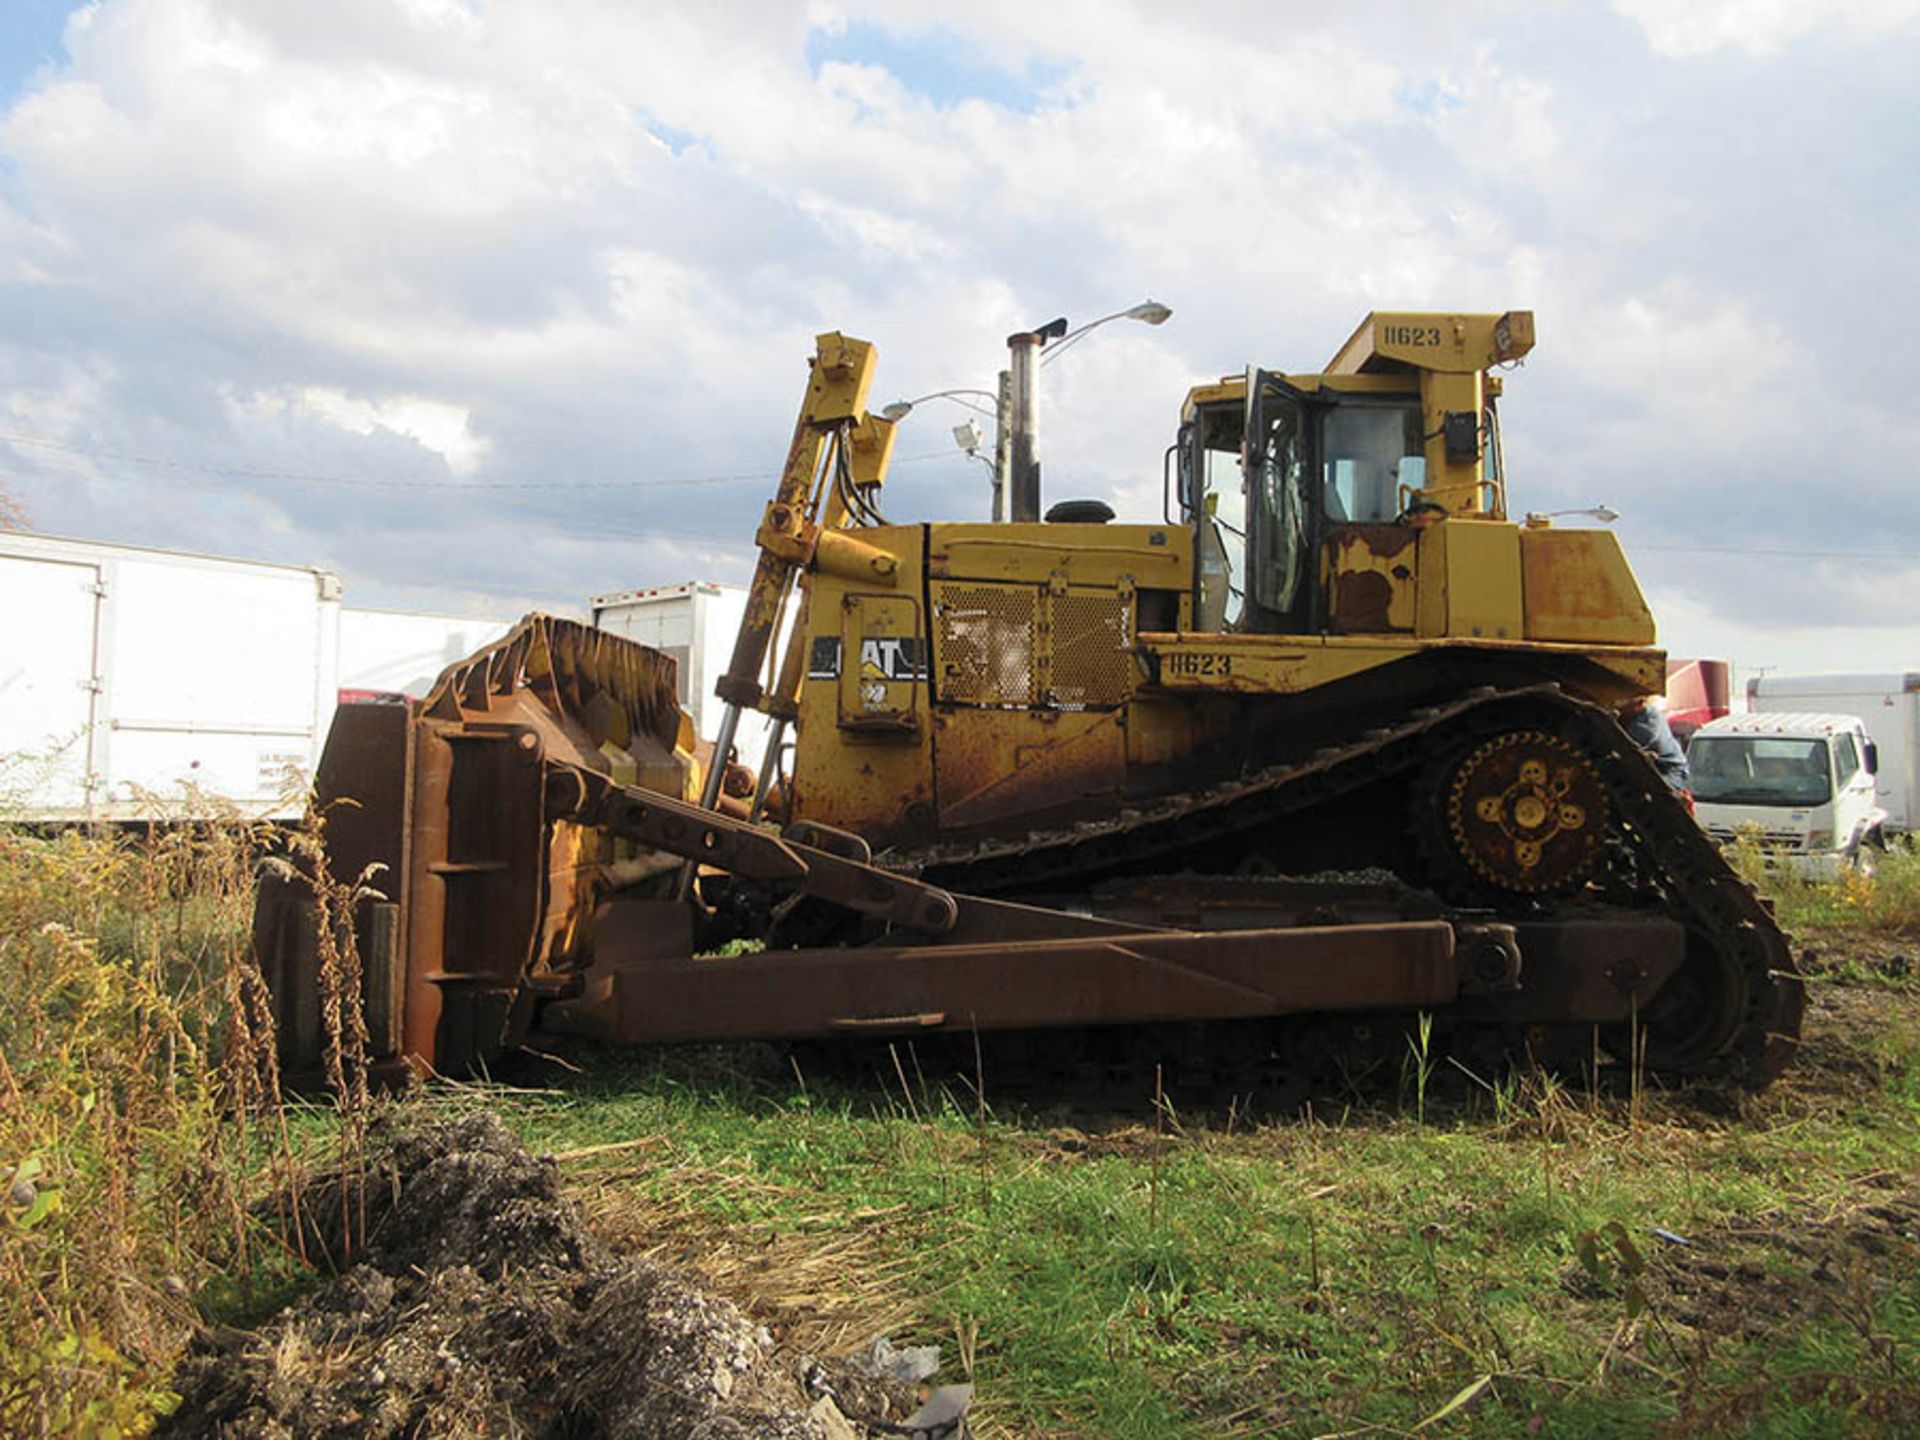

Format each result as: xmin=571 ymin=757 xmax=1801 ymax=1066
xmin=1806 ymin=828 xmax=1832 ymax=850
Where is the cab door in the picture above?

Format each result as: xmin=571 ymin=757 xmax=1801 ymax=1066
xmin=1240 ymin=370 xmax=1316 ymax=635
xmin=1832 ymin=728 xmax=1886 ymax=853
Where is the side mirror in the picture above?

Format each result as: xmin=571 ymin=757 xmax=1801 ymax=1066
xmin=1866 ymin=739 xmax=1880 ymax=775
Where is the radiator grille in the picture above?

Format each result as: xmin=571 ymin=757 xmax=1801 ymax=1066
xmin=1049 ymin=591 xmax=1133 ymax=708
xmin=1702 ymin=827 xmax=1807 ymax=850
xmin=934 ymin=582 xmax=1134 ymax=709
xmin=935 ymin=584 xmax=1036 ymax=706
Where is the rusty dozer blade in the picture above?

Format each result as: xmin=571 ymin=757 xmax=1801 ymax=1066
xmin=255 ymin=615 xmax=1685 ymax=1080
xmin=256 ymin=613 xmax=690 ymax=1076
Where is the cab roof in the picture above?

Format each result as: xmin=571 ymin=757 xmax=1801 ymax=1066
xmin=1695 ymin=712 xmax=1868 ymax=739
xmin=1178 ymin=309 xmax=1531 ymax=422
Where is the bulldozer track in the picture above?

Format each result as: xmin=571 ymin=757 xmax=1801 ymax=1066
xmin=887 ymin=684 xmax=1803 ymax=1090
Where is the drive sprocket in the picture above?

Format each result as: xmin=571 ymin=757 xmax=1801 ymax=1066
xmin=1441 ymin=730 xmax=1610 ymax=894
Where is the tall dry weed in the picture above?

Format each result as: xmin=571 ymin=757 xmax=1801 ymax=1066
xmin=0 ymin=813 xmax=296 ymax=1435
xmin=1729 ymin=829 xmax=1920 ymax=942
xmin=267 ymin=810 xmax=382 ymax=1262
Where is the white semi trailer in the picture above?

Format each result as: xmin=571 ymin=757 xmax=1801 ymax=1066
xmin=1 ymin=533 xmax=516 ymax=822
xmin=590 ymin=581 xmax=776 ymax=771
xmin=338 ymin=607 xmax=516 ymax=701
xmin=1747 ymin=673 xmax=1920 ymax=833
xmin=1 ymin=532 xmax=342 ymax=821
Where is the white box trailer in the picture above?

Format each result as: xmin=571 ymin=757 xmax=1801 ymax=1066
xmin=1 ymin=533 xmax=522 ymax=822
xmin=1 ymin=532 xmax=341 ymax=821
xmin=1747 ymin=672 xmax=1920 ymax=832
xmin=591 ymin=581 xmax=777 ymax=771
xmin=339 ymin=608 xmax=517 ymax=700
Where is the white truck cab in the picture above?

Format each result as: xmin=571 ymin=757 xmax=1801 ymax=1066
xmin=1689 ymin=712 xmax=1885 ymax=873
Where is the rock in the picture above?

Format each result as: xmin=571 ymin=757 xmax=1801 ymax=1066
xmin=809 ymin=1395 xmax=861 ymax=1440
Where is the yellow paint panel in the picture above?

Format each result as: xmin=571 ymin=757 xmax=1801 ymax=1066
xmin=838 ymin=593 xmax=923 ymax=731
xmin=930 ymin=523 xmax=1189 ymax=589
xmin=1326 ymin=311 xmax=1535 ymax=375
xmin=1140 ymin=630 xmax=1666 ymax=701
xmin=1520 ymin=529 xmax=1656 ymax=645
xmin=1126 ymin=694 xmax=1239 ymax=775
xmin=809 ymin=332 xmax=877 ymax=420
xmin=1124 ymin=694 xmax=1193 ymax=769
xmin=1431 ymin=522 xmax=1524 ymax=640
xmin=1149 ymin=633 xmax=1424 ymax=694
xmin=791 ymin=539 xmax=938 ymax=848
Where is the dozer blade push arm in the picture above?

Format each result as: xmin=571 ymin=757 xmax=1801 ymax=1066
xmin=541 ymin=758 xmax=960 ymax=935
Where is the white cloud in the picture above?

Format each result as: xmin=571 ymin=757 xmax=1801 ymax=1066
xmin=794 ymin=191 xmax=957 ymax=264
xmin=273 ymin=388 xmax=491 ymax=477
xmin=1569 ymin=285 xmax=1796 ymax=434
xmin=1611 ymin=0 xmax=1920 ymax=57
xmin=0 ymin=0 xmax=1914 ymax=669
xmin=395 ymin=0 xmax=482 ymax=35
xmin=1650 ymin=570 xmax=1920 ymax=673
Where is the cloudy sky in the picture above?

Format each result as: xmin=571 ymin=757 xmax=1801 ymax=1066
xmin=2 ymin=0 xmax=1917 ymax=674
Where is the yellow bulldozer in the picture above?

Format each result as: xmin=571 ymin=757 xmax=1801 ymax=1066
xmin=256 ymin=311 xmax=1802 ymax=1099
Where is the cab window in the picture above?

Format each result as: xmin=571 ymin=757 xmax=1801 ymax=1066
xmin=1192 ymin=406 xmax=1246 ymax=629
xmin=1834 ymin=733 xmax=1860 ymax=784
xmin=1322 ymin=403 xmax=1424 ymax=524
xmin=1252 ymin=395 xmax=1308 ymax=616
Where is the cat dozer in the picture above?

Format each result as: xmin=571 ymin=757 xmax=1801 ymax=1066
xmin=256 ymin=313 xmax=1802 ymax=1097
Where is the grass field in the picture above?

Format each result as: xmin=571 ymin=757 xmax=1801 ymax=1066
xmin=3 ymin=823 xmax=1919 ymax=1436
xmin=475 ymin=973 xmax=1920 ymax=1438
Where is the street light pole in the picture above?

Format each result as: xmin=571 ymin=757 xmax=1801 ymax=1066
xmin=1007 ymin=300 xmax=1170 ymax=523
xmin=1039 ymin=299 xmax=1174 ymax=367
xmin=1005 ymin=321 xmax=1062 ymax=523
xmin=887 ymin=299 xmax=1171 ymax=526
xmin=992 ymin=369 xmax=1011 ymax=523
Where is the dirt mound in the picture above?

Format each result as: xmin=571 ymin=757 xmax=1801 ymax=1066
xmin=1566 ymin=1178 xmax=1920 ymax=1345
xmin=167 ymin=1114 xmax=953 ymax=1438
xmin=1641 ymin=1180 xmax=1920 ymax=1340
xmin=1800 ymin=936 xmax=1918 ymax=985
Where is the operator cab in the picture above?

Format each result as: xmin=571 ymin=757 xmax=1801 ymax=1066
xmin=1183 ymin=379 xmax=1507 ymax=637
xmin=1180 ymin=311 xmax=1530 ymax=638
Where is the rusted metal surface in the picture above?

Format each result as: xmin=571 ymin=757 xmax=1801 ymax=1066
xmin=932 ymin=707 xmax=1125 ymax=835
xmin=1441 ymin=729 xmax=1611 ymax=893
xmin=547 ymin=760 xmax=962 ymax=935
xmin=400 ymin=722 xmax=547 ymax=1072
xmin=1485 ymin=916 xmax=1686 ymax=1022
xmin=259 ymin=615 xmax=688 ymax=1077
xmin=255 ymin=697 xmax=411 ymax=1073
xmin=259 ymin=618 xmax=1801 ymax=1088
xmin=1326 ymin=523 xmax=1417 ymax=634
xmin=1518 ymin=527 xmax=1657 ymax=646
xmin=904 ymin=683 xmax=1801 ymax=1083
xmin=541 ymin=899 xmax=1476 ymax=1044
xmin=395 ymin=616 xmax=688 ymax=1072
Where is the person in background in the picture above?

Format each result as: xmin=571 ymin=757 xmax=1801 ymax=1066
xmin=1620 ymin=694 xmax=1691 ymax=800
